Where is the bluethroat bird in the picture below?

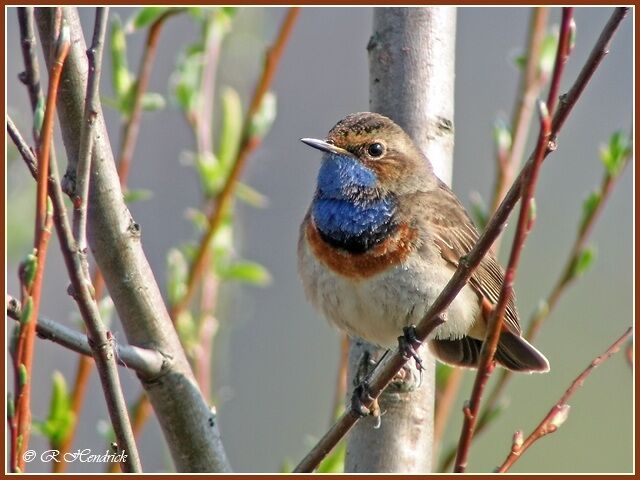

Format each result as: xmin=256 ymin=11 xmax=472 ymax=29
xmin=298 ymin=112 xmax=549 ymax=373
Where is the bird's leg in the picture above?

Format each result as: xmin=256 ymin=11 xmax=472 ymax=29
xmin=398 ymin=325 xmax=424 ymax=381
xmin=350 ymin=349 xmax=389 ymax=424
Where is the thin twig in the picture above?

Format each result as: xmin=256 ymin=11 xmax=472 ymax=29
xmin=497 ymin=326 xmax=632 ymax=472
xmin=7 ymin=295 xmax=166 ymax=377
xmin=73 ymin=7 xmax=108 ymax=254
xmin=171 ymin=7 xmax=300 ymax=320
xmin=454 ymin=10 xmax=572 ymax=472
xmin=17 ymin=7 xmax=43 ymax=115
xmin=11 ymin=26 xmax=70 ymax=473
xmin=293 ymin=7 xmax=628 ymax=472
xmin=116 ymin=8 xmax=184 ymax=186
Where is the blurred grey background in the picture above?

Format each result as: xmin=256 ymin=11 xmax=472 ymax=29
xmin=6 ymin=7 xmax=633 ymax=473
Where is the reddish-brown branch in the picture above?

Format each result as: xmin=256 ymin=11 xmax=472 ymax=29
xmin=439 ymin=8 xmax=548 ymax=446
xmin=454 ymin=99 xmax=553 ymax=473
xmin=171 ymin=7 xmax=300 ymax=320
xmin=498 ymin=326 xmax=632 ymax=472
xmin=115 ymin=8 xmax=182 ymax=185
xmin=294 ymin=7 xmax=628 ymax=473
xmin=454 ymin=10 xmax=573 ymax=472
xmin=11 ymin=29 xmax=70 ymax=473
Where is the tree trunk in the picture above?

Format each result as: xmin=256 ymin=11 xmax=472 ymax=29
xmin=345 ymin=7 xmax=456 ymax=473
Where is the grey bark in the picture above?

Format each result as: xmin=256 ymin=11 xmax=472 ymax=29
xmin=345 ymin=7 xmax=456 ymax=473
xmin=35 ymin=8 xmax=231 ymax=472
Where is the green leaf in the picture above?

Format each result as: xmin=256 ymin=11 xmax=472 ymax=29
xmin=600 ymin=131 xmax=631 ymax=178
xmin=249 ymin=92 xmax=277 ymax=140
xmin=33 ymin=96 xmax=45 ymax=137
xmin=20 ymin=251 xmax=38 ymax=289
xmin=468 ymin=191 xmax=488 ymax=231
xmin=513 ymin=53 xmax=526 ymax=70
xmin=195 ymin=152 xmax=226 ymax=197
xmin=98 ymin=296 xmax=115 ymax=330
xmin=175 ymin=310 xmax=198 ymax=351
xmin=41 ymin=371 xmax=75 ymax=448
xmin=235 ymin=182 xmax=268 ymax=209
xmin=19 ymin=364 xmax=28 ymax=387
xmin=109 ymin=15 xmax=132 ymax=100
xmin=7 ymin=394 xmax=15 ymax=420
xmin=9 ymin=325 xmax=20 ymax=359
xmin=167 ymin=248 xmax=188 ymax=305
xmin=219 ymin=260 xmax=271 ymax=286
xmin=140 ymin=92 xmax=166 ymax=112
xmin=580 ymin=189 xmax=601 ymax=232
xmin=126 ymin=7 xmax=169 ymax=32
xmin=20 ymin=297 xmax=33 ymax=325
xmin=124 ymin=188 xmax=154 ymax=204
xmin=436 ymin=362 xmax=454 ymax=390
xmin=171 ymin=43 xmax=205 ymax=113
xmin=217 ymin=87 xmax=243 ymax=168
xmin=570 ymin=246 xmax=597 ymax=279
xmin=493 ymin=118 xmax=512 ymax=153
xmin=539 ymin=30 xmax=559 ymax=77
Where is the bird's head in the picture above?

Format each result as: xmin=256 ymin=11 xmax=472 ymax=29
xmin=301 ymin=112 xmax=435 ymax=200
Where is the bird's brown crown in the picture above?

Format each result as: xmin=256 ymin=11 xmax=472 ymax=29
xmin=325 ymin=112 xmax=435 ymax=194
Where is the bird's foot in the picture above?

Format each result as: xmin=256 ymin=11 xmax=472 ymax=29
xmin=398 ymin=325 xmax=424 ymax=385
xmin=350 ymin=381 xmax=382 ymax=427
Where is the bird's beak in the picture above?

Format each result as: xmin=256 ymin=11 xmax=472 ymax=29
xmin=300 ymin=138 xmax=351 ymax=157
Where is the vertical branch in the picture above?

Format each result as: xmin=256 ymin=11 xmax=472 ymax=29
xmin=115 ymin=8 xmax=183 ymax=185
xmin=17 ymin=7 xmax=43 ymax=114
xmin=11 ymin=25 xmax=70 ymax=473
xmin=73 ymin=7 xmax=108 ymax=254
xmin=490 ymin=7 xmax=548 ymax=247
xmin=453 ymin=10 xmax=573 ymax=473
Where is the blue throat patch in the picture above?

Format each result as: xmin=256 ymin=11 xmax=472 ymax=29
xmin=312 ymin=153 xmax=397 ymax=253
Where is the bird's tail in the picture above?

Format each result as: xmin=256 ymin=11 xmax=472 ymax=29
xmin=429 ymin=331 xmax=550 ymax=373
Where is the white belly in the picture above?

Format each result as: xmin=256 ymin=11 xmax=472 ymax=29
xmin=298 ymin=240 xmax=481 ymax=348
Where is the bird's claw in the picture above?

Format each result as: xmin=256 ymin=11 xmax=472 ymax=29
xmin=398 ymin=325 xmax=424 ymax=385
xmin=350 ymin=381 xmax=381 ymax=422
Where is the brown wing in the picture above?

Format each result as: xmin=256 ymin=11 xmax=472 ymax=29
xmin=411 ymin=182 xmax=521 ymax=335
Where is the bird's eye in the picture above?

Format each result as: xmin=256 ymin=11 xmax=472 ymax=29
xmin=367 ymin=142 xmax=385 ymax=158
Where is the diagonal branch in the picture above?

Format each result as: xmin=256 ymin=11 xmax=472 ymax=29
xmin=498 ymin=326 xmax=632 ymax=472
xmin=453 ymin=7 xmax=573 ymax=473
xmin=293 ymin=6 xmax=629 ymax=473
xmin=170 ymin=7 xmax=300 ymax=320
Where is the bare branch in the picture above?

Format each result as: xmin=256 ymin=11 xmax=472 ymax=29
xmin=497 ymin=326 xmax=632 ymax=472
xmin=7 ymin=295 xmax=166 ymax=378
